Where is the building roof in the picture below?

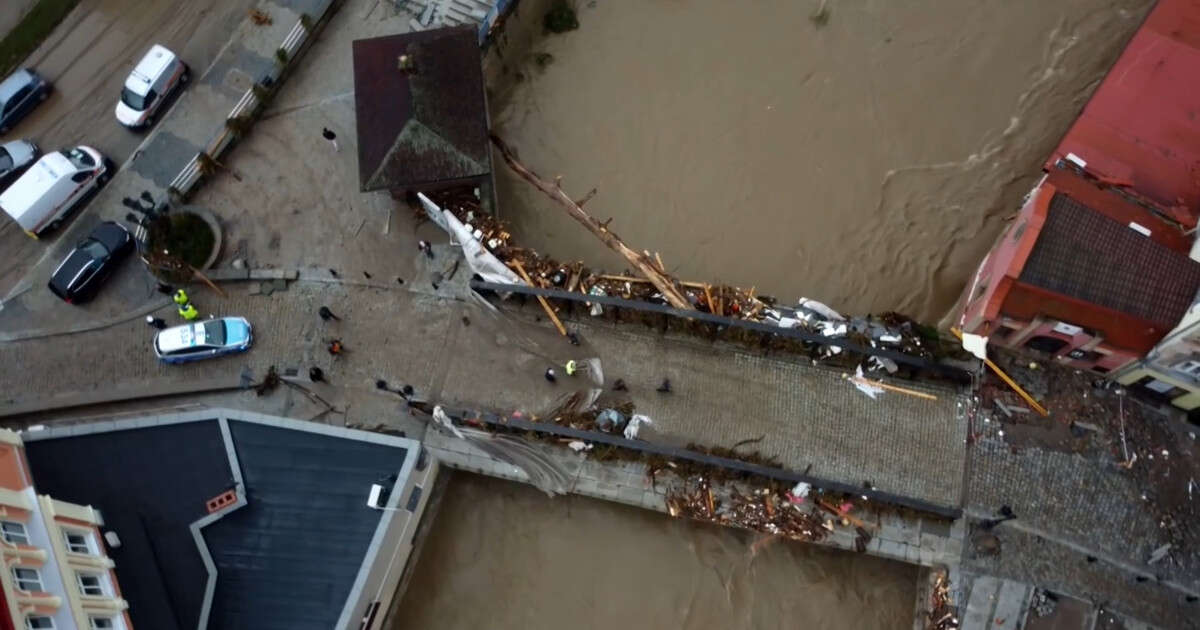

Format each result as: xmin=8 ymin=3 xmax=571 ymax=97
xmin=1047 ymin=0 xmax=1200 ymax=222
xmin=353 ymin=26 xmax=490 ymax=192
xmin=21 ymin=412 xmax=415 ymax=630
xmin=1019 ymin=191 xmax=1200 ymax=330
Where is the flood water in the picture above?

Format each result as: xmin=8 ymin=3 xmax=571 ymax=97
xmin=486 ymin=0 xmax=1153 ymax=323
xmin=390 ymin=474 xmax=919 ymax=630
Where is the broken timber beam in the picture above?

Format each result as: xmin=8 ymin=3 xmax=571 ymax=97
xmin=490 ymin=134 xmax=693 ymax=310
xmin=509 ymin=260 xmax=568 ymax=337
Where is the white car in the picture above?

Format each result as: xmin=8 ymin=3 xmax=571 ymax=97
xmin=115 ymin=44 xmax=188 ymax=128
xmin=0 ymin=146 xmax=110 ymax=237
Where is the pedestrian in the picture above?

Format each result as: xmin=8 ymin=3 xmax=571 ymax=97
xmin=544 ymin=367 xmax=557 ymax=383
xmin=173 ymin=289 xmax=189 ymax=306
xmin=612 ymin=378 xmax=627 ymax=392
xmin=156 ymin=282 xmax=175 ymax=296
xmin=327 ymin=339 xmax=343 ymax=356
xmin=567 ymin=332 xmax=580 ymax=346
xmin=318 ymin=306 xmax=340 ymax=321
xmin=145 ymin=315 xmax=166 ymax=330
xmin=322 ymin=127 xmax=339 ymax=152
xmin=418 ymin=240 xmax=434 ymax=259
xmin=656 ymin=378 xmax=672 ymax=393
xmin=401 ymin=384 xmax=414 ymax=397
xmin=309 ymin=367 xmax=325 ymax=383
xmin=566 ymin=360 xmax=578 ymax=376
xmin=179 ymin=302 xmax=199 ymax=321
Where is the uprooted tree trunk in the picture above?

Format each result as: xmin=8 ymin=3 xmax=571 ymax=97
xmin=490 ymin=134 xmax=693 ymax=311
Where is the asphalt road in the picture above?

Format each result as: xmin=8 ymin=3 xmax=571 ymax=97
xmin=0 ymin=0 xmax=258 ymax=297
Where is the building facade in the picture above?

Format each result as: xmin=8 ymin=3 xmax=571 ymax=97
xmin=1114 ymin=291 xmax=1200 ymax=410
xmin=0 ymin=429 xmax=131 ymax=630
xmin=957 ymin=164 xmax=1200 ymax=374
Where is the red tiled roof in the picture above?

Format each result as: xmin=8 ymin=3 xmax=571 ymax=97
xmin=1047 ymin=0 xmax=1200 ymax=219
xmin=1018 ymin=192 xmax=1200 ymax=329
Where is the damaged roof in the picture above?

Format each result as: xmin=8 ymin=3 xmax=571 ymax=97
xmin=353 ymin=26 xmax=490 ymax=192
xmin=1019 ymin=192 xmax=1200 ymax=330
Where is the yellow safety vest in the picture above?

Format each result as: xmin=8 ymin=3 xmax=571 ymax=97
xmin=179 ymin=304 xmax=199 ymax=320
xmin=173 ymin=290 xmax=189 ymax=306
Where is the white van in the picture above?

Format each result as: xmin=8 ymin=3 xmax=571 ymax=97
xmin=115 ymin=44 xmax=188 ymax=128
xmin=0 ymin=146 xmax=109 ymax=238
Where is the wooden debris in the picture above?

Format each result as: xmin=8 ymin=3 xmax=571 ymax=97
xmin=509 ymin=260 xmax=567 ymax=336
xmin=491 ymin=134 xmax=693 ymax=310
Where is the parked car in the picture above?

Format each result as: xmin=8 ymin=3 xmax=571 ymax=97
xmin=115 ymin=45 xmax=188 ymax=128
xmin=0 ymin=69 xmax=50 ymax=134
xmin=0 ymin=146 xmax=110 ymax=237
xmin=0 ymin=139 xmax=37 ymax=186
xmin=47 ymin=221 xmax=134 ymax=304
xmin=154 ymin=317 xmax=254 ymax=364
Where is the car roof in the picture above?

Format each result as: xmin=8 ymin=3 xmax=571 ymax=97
xmin=125 ymin=45 xmax=175 ymax=95
xmin=0 ymin=69 xmax=34 ymax=102
xmin=48 ymin=247 xmax=94 ymax=291
xmin=156 ymin=321 xmax=213 ymax=353
xmin=0 ymin=151 xmax=80 ymax=220
xmin=91 ymin=221 xmax=130 ymax=251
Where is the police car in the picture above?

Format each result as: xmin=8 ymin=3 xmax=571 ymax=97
xmin=153 ymin=316 xmax=253 ymax=364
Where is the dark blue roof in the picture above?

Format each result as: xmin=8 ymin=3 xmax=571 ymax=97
xmin=22 ymin=417 xmax=411 ymax=630
xmin=24 ymin=421 xmax=230 ymax=630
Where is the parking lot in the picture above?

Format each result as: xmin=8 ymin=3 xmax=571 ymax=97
xmin=0 ymin=0 xmax=259 ymax=296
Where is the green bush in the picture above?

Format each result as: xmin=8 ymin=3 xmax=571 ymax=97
xmin=0 ymin=0 xmax=81 ymax=78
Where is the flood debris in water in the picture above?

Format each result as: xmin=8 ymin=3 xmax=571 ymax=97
xmin=926 ymin=569 xmax=960 ymax=630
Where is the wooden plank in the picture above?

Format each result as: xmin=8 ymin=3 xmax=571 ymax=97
xmin=510 ymin=260 xmax=567 ymax=336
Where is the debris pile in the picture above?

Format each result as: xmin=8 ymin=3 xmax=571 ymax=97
xmin=926 ymin=569 xmax=959 ymax=630
xmin=663 ymin=476 xmax=832 ymax=544
xmin=421 ymin=186 xmax=945 ymax=373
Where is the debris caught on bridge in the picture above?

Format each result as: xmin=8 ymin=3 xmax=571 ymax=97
xmin=926 ymin=569 xmax=959 ymax=629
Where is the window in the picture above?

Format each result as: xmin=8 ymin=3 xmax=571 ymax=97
xmin=64 ymin=530 xmax=93 ymax=554
xmin=13 ymin=567 xmax=42 ymax=591
xmin=89 ymin=619 xmax=113 ymax=630
xmin=71 ymin=171 xmax=91 ymax=183
xmin=77 ymin=573 xmax=105 ymax=597
xmin=1175 ymin=360 xmax=1200 ymax=377
xmin=1 ymin=521 xmax=29 ymax=545
xmin=25 ymin=617 xmax=54 ymax=630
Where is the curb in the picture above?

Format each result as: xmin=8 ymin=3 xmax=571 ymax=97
xmin=0 ymin=374 xmax=250 ymax=419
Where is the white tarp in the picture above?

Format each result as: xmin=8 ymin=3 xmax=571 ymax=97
xmin=961 ymin=332 xmax=988 ymax=361
xmin=418 ymin=192 xmax=524 ymax=287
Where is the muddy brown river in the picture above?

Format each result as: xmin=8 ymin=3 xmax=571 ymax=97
xmin=390 ymin=474 xmax=919 ymax=629
xmin=486 ymin=0 xmax=1154 ymax=324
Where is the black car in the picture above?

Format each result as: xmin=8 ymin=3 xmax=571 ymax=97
xmin=0 ymin=69 xmax=51 ymax=134
xmin=48 ymin=221 xmax=134 ymax=303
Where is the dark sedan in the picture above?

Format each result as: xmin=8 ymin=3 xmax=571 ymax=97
xmin=48 ymin=221 xmax=134 ymax=303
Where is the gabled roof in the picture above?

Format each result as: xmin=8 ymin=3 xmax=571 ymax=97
xmin=1047 ymin=0 xmax=1200 ymax=220
xmin=1019 ymin=191 xmax=1200 ymax=329
xmin=22 ymin=411 xmax=416 ymax=630
xmin=353 ymin=26 xmax=490 ymax=192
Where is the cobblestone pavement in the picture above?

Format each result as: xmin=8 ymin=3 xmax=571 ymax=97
xmin=966 ymin=421 xmax=1199 ymax=626
xmin=0 ymin=276 xmax=970 ymax=511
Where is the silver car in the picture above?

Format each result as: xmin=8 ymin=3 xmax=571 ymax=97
xmin=0 ymin=139 xmax=37 ymax=187
xmin=153 ymin=316 xmax=254 ymax=364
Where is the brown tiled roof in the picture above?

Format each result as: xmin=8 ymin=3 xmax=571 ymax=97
xmin=1019 ymin=193 xmax=1200 ymax=327
xmin=352 ymin=26 xmax=489 ymax=192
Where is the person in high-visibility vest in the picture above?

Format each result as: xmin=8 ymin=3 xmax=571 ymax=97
xmin=173 ymin=289 xmax=189 ymax=306
xmin=179 ymin=303 xmax=199 ymax=321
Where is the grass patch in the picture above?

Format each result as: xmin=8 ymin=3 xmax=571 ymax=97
xmin=0 ymin=0 xmax=81 ymax=78
xmin=159 ymin=212 xmax=216 ymax=269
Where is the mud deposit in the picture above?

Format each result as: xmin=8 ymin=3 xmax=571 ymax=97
xmin=487 ymin=0 xmax=1153 ymax=324
xmin=390 ymin=473 xmax=918 ymax=630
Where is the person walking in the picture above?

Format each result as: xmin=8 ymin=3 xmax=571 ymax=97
xmin=156 ymin=282 xmax=175 ymax=296
xmin=172 ymin=289 xmax=189 ymax=306
xmin=145 ymin=315 xmax=166 ymax=330
xmin=318 ymin=306 xmax=340 ymax=321
xmin=309 ymin=367 xmax=325 ymax=383
xmin=327 ymin=339 xmax=344 ymax=356
xmin=418 ymin=240 xmax=434 ymax=259
xmin=322 ymin=127 xmax=339 ymax=152
xmin=179 ymin=302 xmax=199 ymax=321
xmin=656 ymin=378 xmax=672 ymax=393
xmin=544 ymin=367 xmax=557 ymax=383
